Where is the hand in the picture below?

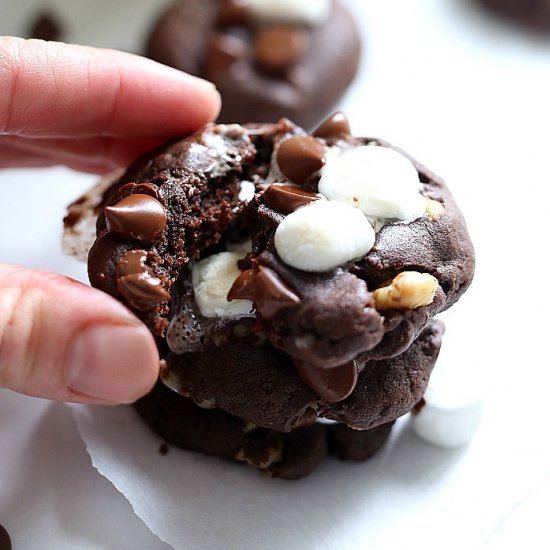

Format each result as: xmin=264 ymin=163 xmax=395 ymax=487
xmin=0 ymin=37 xmax=220 ymax=404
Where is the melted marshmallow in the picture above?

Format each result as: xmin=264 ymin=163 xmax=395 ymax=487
xmin=319 ymin=145 xmax=426 ymax=222
xmin=274 ymin=200 xmax=375 ymax=272
xmin=192 ymin=252 xmax=254 ymax=318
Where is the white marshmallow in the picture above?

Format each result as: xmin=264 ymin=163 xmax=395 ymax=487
xmin=238 ymin=180 xmax=256 ymax=202
xmin=318 ymin=145 xmax=426 ymax=221
xmin=248 ymin=0 xmax=331 ymax=25
xmin=274 ymin=200 xmax=375 ymax=272
xmin=410 ymin=385 xmax=485 ymax=448
xmin=192 ymin=252 xmax=254 ymax=318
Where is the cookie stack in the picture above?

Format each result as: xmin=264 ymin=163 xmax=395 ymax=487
xmin=87 ymin=114 xmax=474 ymax=479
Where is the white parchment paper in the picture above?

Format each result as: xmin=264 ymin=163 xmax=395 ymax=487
xmin=72 ymin=389 xmax=538 ymax=550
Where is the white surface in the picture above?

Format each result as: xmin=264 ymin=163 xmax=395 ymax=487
xmin=1 ymin=0 xmax=550 ymax=549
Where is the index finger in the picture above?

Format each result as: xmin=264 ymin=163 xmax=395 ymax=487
xmin=0 ymin=37 xmax=220 ymax=139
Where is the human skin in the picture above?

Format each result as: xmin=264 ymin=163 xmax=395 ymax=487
xmin=0 ymin=37 xmax=220 ymax=404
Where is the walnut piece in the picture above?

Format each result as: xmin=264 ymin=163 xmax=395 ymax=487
xmin=373 ymin=271 xmax=438 ymax=310
xmin=235 ymin=444 xmax=283 ymax=470
xmin=425 ymin=199 xmax=445 ymax=221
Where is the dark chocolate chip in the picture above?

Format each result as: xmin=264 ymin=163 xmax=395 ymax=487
xmin=119 ymin=182 xmax=159 ymax=199
xmin=411 ymin=397 xmax=426 ymax=415
xmin=263 ymin=184 xmax=320 ymax=214
xmin=116 ymin=249 xmax=148 ymax=278
xmin=295 ymin=360 xmax=358 ymax=403
xmin=117 ymin=273 xmax=170 ymax=311
xmin=254 ymin=25 xmax=311 ymax=76
xmin=228 ymin=265 xmax=300 ymax=318
xmin=158 ymin=443 xmax=170 ymax=456
xmin=0 ymin=523 xmax=11 ymax=550
xmin=29 ymin=12 xmax=62 ymax=41
xmin=276 ymin=136 xmax=326 ymax=184
xmin=216 ymin=0 xmax=251 ymax=27
xmin=105 ymin=194 xmax=167 ymax=245
xmin=313 ymin=111 xmax=352 ymax=139
xmin=204 ymin=34 xmax=248 ymax=75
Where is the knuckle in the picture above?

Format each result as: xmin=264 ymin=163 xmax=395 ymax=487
xmin=0 ymin=284 xmax=45 ymax=389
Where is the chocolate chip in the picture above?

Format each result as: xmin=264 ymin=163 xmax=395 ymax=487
xmin=115 ymin=249 xmax=148 ymax=278
xmin=204 ymin=34 xmax=248 ymax=75
xmin=254 ymin=25 xmax=311 ymax=76
xmin=117 ymin=273 xmax=170 ymax=311
xmin=412 ymin=397 xmax=426 ymax=415
xmin=115 ymin=249 xmax=169 ymax=310
xmin=119 ymin=182 xmax=159 ymax=199
xmin=0 ymin=523 xmax=12 ymax=550
xmin=263 ymin=184 xmax=320 ymax=214
xmin=105 ymin=194 xmax=167 ymax=245
xmin=158 ymin=443 xmax=170 ymax=456
xmin=313 ymin=111 xmax=352 ymax=139
xmin=295 ymin=360 xmax=358 ymax=403
xmin=29 ymin=12 xmax=62 ymax=41
xmin=276 ymin=136 xmax=326 ymax=184
xmin=216 ymin=0 xmax=251 ymax=27
xmin=228 ymin=265 xmax=300 ymax=318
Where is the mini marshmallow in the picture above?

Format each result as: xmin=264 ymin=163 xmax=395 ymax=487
xmin=318 ymin=145 xmax=426 ymax=221
xmin=238 ymin=180 xmax=256 ymax=202
xmin=410 ymin=385 xmax=485 ymax=448
xmin=192 ymin=252 xmax=254 ymax=318
xmin=248 ymin=0 xmax=331 ymax=26
xmin=274 ymin=200 xmax=375 ymax=272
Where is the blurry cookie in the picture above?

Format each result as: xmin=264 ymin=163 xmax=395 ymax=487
xmin=477 ymin=0 xmax=550 ymax=31
xmin=145 ymin=0 xmax=361 ymax=128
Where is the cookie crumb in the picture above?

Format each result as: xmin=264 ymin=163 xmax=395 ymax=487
xmin=412 ymin=397 xmax=426 ymax=415
xmin=158 ymin=443 xmax=170 ymax=456
xmin=28 ymin=12 xmax=62 ymax=41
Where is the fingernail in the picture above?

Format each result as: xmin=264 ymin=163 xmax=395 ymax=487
xmin=66 ymin=324 xmax=159 ymax=404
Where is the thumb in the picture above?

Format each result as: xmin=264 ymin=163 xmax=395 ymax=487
xmin=0 ymin=264 xmax=159 ymax=404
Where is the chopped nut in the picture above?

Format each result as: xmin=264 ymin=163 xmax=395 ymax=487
xmin=373 ymin=271 xmax=438 ymax=310
xmin=426 ymin=199 xmax=445 ymax=221
xmin=242 ymin=422 xmax=258 ymax=434
xmin=235 ymin=444 xmax=283 ymax=469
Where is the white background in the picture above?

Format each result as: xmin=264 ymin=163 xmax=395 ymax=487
xmin=1 ymin=1 xmax=550 ymax=548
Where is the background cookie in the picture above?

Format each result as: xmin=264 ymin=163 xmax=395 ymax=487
xmin=477 ymin=0 xmax=550 ymax=31
xmin=145 ymin=0 xmax=361 ymax=128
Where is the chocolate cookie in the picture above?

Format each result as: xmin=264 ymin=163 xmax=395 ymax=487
xmin=163 ymin=320 xmax=444 ymax=432
xmin=477 ymin=0 xmax=550 ymax=30
xmin=87 ymin=115 xmax=472 ymax=431
xmin=135 ymin=381 xmax=394 ymax=480
xmin=145 ymin=0 xmax=361 ymax=128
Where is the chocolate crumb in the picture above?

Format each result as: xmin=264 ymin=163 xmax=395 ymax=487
xmin=28 ymin=12 xmax=62 ymax=41
xmin=159 ymin=443 xmax=170 ymax=456
xmin=412 ymin=397 xmax=426 ymax=415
